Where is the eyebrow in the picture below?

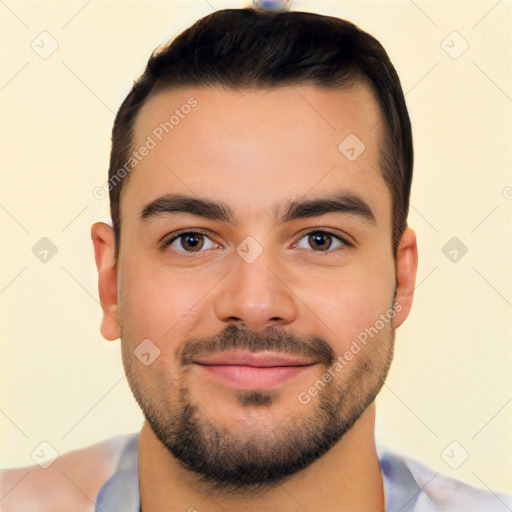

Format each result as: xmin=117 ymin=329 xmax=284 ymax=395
xmin=139 ymin=191 xmax=376 ymax=226
xmin=140 ymin=195 xmax=235 ymax=224
xmin=279 ymin=193 xmax=376 ymax=225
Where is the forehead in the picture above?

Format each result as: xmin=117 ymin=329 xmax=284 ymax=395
xmin=120 ymin=84 xmax=390 ymax=229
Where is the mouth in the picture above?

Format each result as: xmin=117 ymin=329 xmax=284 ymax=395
xmin=191 ymin=351 xmax=318 ymax=389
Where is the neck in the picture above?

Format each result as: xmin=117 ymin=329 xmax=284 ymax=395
xmin=138 ymin=403 xmax=384 ymax=512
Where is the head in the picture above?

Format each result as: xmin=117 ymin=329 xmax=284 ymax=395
xmin=92 ymin=8 xmax=417 ymax=493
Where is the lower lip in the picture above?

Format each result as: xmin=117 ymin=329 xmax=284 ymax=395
xmin=194 ymin=364 xmax=315 ymax=389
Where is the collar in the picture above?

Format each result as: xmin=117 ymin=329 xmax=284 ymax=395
xmin=95 ymin=434 xmax=434 ymax=511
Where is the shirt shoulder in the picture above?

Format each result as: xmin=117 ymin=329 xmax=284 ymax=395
xmin=377 ymin=444 xmax=512 ymax=511
xmin=0 ymin=434 xmax=136 ymax=512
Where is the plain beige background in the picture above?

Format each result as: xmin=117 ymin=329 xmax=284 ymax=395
xmin=1 ymin=0 xmax=511 ymax=496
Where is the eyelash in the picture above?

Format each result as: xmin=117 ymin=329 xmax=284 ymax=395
xmin=162 ymin=229 xmax=353 ymax=255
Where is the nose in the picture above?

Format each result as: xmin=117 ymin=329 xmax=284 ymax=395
xmin=213 ymin=250 xmax=298 ymax=332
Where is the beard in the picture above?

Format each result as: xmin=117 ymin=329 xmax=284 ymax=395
xmin=122 ymin=319 xmax=395 ymax=495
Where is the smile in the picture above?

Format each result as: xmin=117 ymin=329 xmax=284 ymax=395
xmin=191 ymin=351 xmax=318 ymax=389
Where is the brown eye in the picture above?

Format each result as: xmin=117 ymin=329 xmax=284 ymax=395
xmin=164 ymin=232 xmax=216 ymax=253
xmin=295 ymin=230 xmax=349 ymax=253
xmin=180 ymin=233 xmax=204 ymax=251
xmin=308 ymin=231 xmax=333 ymax=251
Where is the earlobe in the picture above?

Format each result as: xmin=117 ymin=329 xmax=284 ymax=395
xmin=91 ymin=222 xmax=121 ymax=341
xmin=392 ymin=227 xmax=418 ymax=329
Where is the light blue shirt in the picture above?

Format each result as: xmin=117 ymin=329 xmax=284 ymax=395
xmin=95 ymin=434 xmax=511 ymax=511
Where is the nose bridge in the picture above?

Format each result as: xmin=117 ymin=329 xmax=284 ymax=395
xmin=213 ymin=246 xmax=298 ymax=332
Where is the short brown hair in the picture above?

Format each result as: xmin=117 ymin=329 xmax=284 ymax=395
xmin=108 ymin=8 xmax=413 ymax=260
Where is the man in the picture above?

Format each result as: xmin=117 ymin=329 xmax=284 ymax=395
xmin=1 ymin=6 xmax=510 ymax=512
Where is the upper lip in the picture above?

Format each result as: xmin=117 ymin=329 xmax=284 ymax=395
xmin=191 ymin=351 xmax=317 ymax=367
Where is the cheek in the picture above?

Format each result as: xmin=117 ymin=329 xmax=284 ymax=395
xmin=302 ymin=261 xmax=395 ymax=352
xmin=118 ymin=261 xmax=212 ymax=343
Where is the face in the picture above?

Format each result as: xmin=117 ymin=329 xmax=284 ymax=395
xmin=92 ymin=84 xmax=417 ymax=492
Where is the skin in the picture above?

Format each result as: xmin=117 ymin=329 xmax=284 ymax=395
xmin=90 ymin=84 xmax=418 ymax=511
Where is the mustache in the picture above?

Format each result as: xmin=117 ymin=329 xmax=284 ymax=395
xmin=177 ymin=324 xmax=336 ymax=367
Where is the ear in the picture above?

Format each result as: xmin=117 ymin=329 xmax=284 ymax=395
xmin=392 ymin=227 xmax=418 ymax=328
xmin=91 ymin=222 xmax=120 ymax=341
